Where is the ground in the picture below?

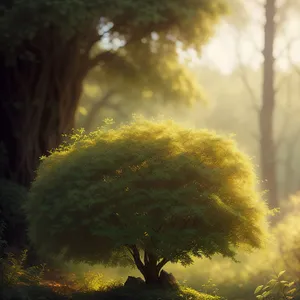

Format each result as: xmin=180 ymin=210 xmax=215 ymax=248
xmin=2 ymin=284 xmax=221 ymax=300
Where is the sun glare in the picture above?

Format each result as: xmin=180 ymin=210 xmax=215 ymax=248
xmin=184 ymin=2 xmax=300 ymax=75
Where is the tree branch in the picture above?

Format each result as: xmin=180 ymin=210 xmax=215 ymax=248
xmin=234 ymin=31 xmax=260 ymax=113
xmin=128 ymin=245 xmax=145 ymax=276
xmin=81 ymin=89 xmax=116 ymax=131
xmin=144 ymin=250 xmax=149 ymax=265
xmin=157 ymin=258 xmax=169 ymax=271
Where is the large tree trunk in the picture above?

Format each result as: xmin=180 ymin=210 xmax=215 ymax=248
xmin=0 ymin=30 xmax=95 ymax=251
xmin=0 ymin=36 xmax=91 ymax=186
xmin=260 ymin=0 xmax=278 ymax=211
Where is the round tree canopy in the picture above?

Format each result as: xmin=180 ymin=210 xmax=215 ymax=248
xmin=25 ymin=118 xmax=268 ymax=266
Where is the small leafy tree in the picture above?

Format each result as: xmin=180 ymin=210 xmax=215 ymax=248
xmin=25 ymin=118 xmax=268 ymax=286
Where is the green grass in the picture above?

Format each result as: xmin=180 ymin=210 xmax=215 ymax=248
xmin=2 ymin=284 xmax=220 ymax=300
xmin=72 ymin=285 xmax=221 ymax=300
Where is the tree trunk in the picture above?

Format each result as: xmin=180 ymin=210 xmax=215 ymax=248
xmin=128 ymin=246 xmax=169 ymax=286
xmin=0 ymin=30 xmax=93 ymax=250
xmin=0 ymin=68 xmax=83 ymax=187
xmin=0 ymin=37 xmax=91 ymax=186
xmin=260 ymin=0 xmax=278 ymax=211
xmin=143 ymin=252 xmax=160 ymax=285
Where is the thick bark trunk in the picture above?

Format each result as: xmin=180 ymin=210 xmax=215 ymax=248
xmin=0 ymin=30 xmax=93 ymax=250
xmin=260 ymin=0 xmax=278 ymax=211
xmin=0 ymin=40 xmax=89 ymax=186
xmin=0 ymin=71 xmax=83 ymax=187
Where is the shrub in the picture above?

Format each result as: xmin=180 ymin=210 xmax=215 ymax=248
xmin=0 ymin=179 xmax=28 ymax=248
xmin=25 ymin=118 xmax=268 ymax=286
xmin=2 ymin=249 xmax=45 ymax=287
xmin=254 ymin=270 xmax=297 ymax=300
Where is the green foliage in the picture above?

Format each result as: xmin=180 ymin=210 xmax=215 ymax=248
xmin=200 ymin=279 xmax=220 ymax=297
xmin=0 ymin=0 xmax=227 ymax=60
xmin=0 ymin=219 xmax=7 ymax=250
xmin=2 ymin=249 xmax=46 ymax=287
xmin=0 ymin=179 xmax=28 ymax=248
xmin=25 ymin=118 xmax=268 ymax=269
xmin=70 ymin=0 xmax=229 ymax=131
xmin=72 ymin=284 xmax=220 ymax=300
xmin=0 ymin=179 xmax=28 ymax=225
xmin=254 ymin=270 xmax=297 ymax=300
xmin=171 ymin=192 xmax=300 ymax=300
xmin=78 ymin=45 xmax=204 ymax=131
xmin=70 ymin=270 xmax=121 ymax=292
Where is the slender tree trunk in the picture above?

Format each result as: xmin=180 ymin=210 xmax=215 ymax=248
xmin=260 ymin=0 xmax=278 ymax=211
xmin=128 ymin=246 xmax=169 ymax=286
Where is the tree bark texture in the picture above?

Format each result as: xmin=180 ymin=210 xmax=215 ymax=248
xmin=0 ymin=30 xmax=95 ymax=187
xmin=0 ymin=28 xmax=98 ymax=251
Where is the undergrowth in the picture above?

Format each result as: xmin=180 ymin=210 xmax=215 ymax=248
xmin=0 ymin=248 xmax=220 ymax=300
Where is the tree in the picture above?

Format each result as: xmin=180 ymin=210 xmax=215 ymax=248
xmin=0 ymin=0 xmax=227 ymax=188
xmin=231 ymin=0 xmax=300 ymax=213
xmin=77 ymin=42 xmax=203 ymax=132
xmin=25 ymin=118 xmax=268 ymax=286
xmin=260 ymin=0 xmax=277 ymax=211
xmin=232 ymin=0 xmax=278 ymax=210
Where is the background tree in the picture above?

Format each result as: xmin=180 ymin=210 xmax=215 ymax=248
xmin=0 ymin=0 xmax=229 ymax=253
xmin=260 ymin=0 xmax=277 ymax=211
xmin=0 ymin=0 xmax=227 ymax=188
xmin=230 ymin=0 xmax=300 ymax=213
xmin=76 ymin=42 xmax=203 ymax=132
xmin=25 ymin=119 xmax=268 ymax=286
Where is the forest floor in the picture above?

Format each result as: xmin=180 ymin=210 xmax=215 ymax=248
xmin=2 ymin=283 xmax=220 ymax=300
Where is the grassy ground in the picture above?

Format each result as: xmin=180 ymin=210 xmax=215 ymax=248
xmin=72 ymin=285 xmax=220 ymax=300
xmin=2 ymin=284 xmax=220 ymax=300
xmin=1 ymin=250 xmax=221 ymax=300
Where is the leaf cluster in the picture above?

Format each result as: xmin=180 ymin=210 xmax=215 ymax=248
xmin=0 ymin=179 xmax=27 ymax=225
xmin=2 ymin=249 xmax=46 ymax=287
xmin=254 ymin=270 xmax=297 ymax=300
xmin=0 ymin=0 xmax=227 ymax=58
xmin=25 ymin=118 xmax=268 ymax=267
xmin=85 ymin=40 xmax=204 ymax=106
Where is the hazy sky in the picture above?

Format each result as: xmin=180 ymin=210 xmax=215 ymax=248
xmin=192 ymin=1 xmax=300 ymax=74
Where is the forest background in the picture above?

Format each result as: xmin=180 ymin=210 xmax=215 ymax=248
xmin=74 ymin=0 xmax=300 ymax=298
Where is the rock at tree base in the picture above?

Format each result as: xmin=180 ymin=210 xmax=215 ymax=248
xmin=124 ymin=276 xmax=145 ymax=288
xmin=159 ymin=270 xmax=179 ymax=289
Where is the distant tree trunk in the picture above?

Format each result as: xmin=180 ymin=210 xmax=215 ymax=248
xmin=260 ymin=0 xmax=278 ymax=211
